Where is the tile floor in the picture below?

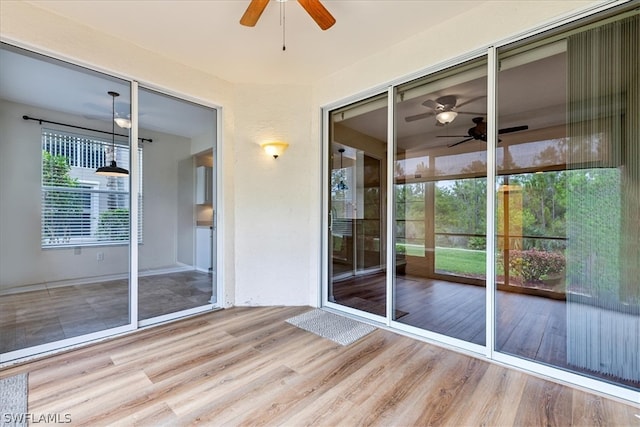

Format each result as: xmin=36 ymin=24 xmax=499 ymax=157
xmin=0 ymin=271 xmax=213 ymax=354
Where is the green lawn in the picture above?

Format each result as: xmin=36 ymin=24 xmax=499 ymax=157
xmin=397 ymin=244 xmax=486 ymax=276
xmin=435 ymin=247 xmax=486 ymax=275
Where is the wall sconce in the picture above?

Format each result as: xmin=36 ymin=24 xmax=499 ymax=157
xmin=261 ymin=141 xmax=289 ymax=159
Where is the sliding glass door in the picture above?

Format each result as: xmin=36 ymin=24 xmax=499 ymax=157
xmin=0 ymin=43 xmax=220 ymax=364
xmin=322 ymin=2 xmax=638 ymax=402
xmin=327 ymin=94 xmax=388 ymax=318
xmin=0 ymin=44 xmax=133 ymax=360
xmin=392 ymin=58 xmax=488 ymax=344
xmin=495 ymin=10 xmax=639 ymax=392
xmin=137 ymin=87 xmax=218 ymax=323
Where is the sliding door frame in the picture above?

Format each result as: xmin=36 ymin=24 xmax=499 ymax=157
xmin=0 ymin=39 xmax=224 ymax=366
xmin=320 ymin=0 xmax=639 ymax=405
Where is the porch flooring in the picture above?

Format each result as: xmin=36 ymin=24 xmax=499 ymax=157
xmin=332 ymin=272 xmax=639 ymax=390
xmin=1 ymin=306 xmax=637 ymax=426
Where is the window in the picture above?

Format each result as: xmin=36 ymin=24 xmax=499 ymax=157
xmin=41 ymin=129 xmax=143 ymax=247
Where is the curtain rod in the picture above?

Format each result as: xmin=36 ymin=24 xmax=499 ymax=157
xmin=22 ymin=115 xmax=153 ymax=144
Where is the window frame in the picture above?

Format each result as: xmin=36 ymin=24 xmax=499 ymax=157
xmin=41 ymin=128 xmax=143 ymax=248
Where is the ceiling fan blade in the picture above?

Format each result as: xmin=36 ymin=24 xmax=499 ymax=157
xmin=297 ymin=0 xmax=336 ymax=30
xmin=498 ymin=125 xmax=529 ymax=134
xmin=456 ymin=95 xmax=486 ymax=109
xmin=405 ymin=111 xmax=434 ymax=122
xmin=422 ymin=99 xmax=440 ymax=109
xmin=240 ymin=0 xmax=270 ymax=27
xmin=448 ymin=138 xmax=474 ymax=148
xmin=457 ymin=111 xmax=486 ymax=116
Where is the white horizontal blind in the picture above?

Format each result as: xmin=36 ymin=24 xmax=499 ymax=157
xmin=41 ymin=129 xmax=143 ymax=247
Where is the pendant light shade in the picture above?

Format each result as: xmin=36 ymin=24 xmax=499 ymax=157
xmin=96 ymin=91 xmax=129 ymax=177
xmin=338 ymin=148 xmax=348 ymax=190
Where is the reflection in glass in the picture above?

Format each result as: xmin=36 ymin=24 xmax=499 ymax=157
xmin=393 ymin=58 xmax=488 ymax=344
xmin=496 ymin=12 xmax=639 ymax=391
xmin=138 ymin=87 xmax=217 ymax=321
xmin=328 ymin=94 xmax=388 ymax=317
xmin=0 ymin=44 xmax=131 ymax=356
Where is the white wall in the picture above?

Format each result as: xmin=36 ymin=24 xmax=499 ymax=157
xmin=233 ymin=84 xmax=318 ymax=306
xmin=0 ymin=99 xmax=195 ymax=290
xmin=137 ymin=128 xmax=193 ymax=273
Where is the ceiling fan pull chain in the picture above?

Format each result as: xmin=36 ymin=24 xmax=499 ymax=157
xmin=281 ymin=0 xmax=286 ymax=51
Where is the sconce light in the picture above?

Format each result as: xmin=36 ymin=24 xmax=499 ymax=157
xmin=261 ymin=141 xmax=289 ymax=159
xmin=436 ymin=110 xmax=458 ymax=124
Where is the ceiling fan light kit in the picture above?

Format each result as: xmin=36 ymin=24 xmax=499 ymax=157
xmin=436 ymin=110 xmax=458 ymax=124
xmin=114 ymin=115 xmax=132 ymax=129
xmin=405 ymin=95 xmax=485 ymax=125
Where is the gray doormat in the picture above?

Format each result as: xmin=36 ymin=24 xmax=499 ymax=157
xmin=0 ymin=373 xmax=28 ymax=427
xmin=286 ymin=309 xmax=376 ymax=346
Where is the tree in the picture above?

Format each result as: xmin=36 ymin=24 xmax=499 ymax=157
xmin=42 ymin=151 xmax=81 ymax=244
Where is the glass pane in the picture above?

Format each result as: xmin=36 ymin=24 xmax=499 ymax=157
xmin=0 ymin=44 xmax=131 ymax=356
xmin=328 ymin=94 xmax=388 ymax=317
xmin=393 ymin=58 xmax=488 ymax=345
xmin=496 ymin=12 xmax=639 ymax=391
xmin=138 ymin=87 xmax=217 ymax=321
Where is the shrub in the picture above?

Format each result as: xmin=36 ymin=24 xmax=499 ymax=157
xmin=468 ymin=236 xmax=486 ymax=250
xmin=97 ymin=208 xmax=129 ymax=241
xmin=508 ymin=249 xmax=565 ymax=283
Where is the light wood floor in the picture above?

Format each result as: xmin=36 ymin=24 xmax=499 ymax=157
xmin=332 ymin=272 xmax=640 ymax=390
xmin=1 ymin=306 xmax=638 ymax=426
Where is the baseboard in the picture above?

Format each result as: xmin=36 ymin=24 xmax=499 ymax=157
xmin=0 ymin=264 xmax=196 ymax=296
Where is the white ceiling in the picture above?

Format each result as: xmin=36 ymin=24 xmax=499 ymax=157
xmin=24 ymin=0 xmax=487 ymax=85
xmin=2 ymin=0 xmax=568 ymax=143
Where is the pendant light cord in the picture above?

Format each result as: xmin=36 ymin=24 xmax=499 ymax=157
xmin=111 ymin=92 xmax=116 ymax=159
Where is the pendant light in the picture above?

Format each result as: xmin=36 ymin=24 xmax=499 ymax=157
xmin=338 ymin=148 xmax=348 ymax=190
xmin=96 ymin=91 xmax=129 ymax=177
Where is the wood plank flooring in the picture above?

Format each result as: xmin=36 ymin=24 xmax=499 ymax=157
xmin=1 ymin=306 xmax=638 ymax=426
xmin=332 ymin=272 xmax=640 ymax=391
xmin=334 ymin=273 xmax=566 ymax=366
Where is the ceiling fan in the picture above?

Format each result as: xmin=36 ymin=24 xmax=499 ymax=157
xmin=240 ymin=0 xmax=336 ymax=30
xmin=405 ymin=95 xmax=485 ymax=126
xmin=440 ymin=117 xmax=529 ymax=148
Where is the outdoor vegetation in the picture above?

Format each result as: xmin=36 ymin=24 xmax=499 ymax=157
xmin=396 ymin=168 xmax=574 ymax=287
xmin=42 ymin=151 xmax=81 ymax=244
xmin=395 ymin=164 xmax=632 ymax=299
xmin=42 ymin=151 xmax=131 ymax=246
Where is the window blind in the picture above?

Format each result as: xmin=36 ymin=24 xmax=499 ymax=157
xmin=41 ymin=129 xmax=143 ymax=247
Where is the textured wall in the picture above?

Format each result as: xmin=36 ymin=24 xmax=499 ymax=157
xmin=233 ymin=83 xmax=318 ymax=306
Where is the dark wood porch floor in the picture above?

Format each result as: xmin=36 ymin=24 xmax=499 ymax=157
xmin=332 ymin=271 xmax=639 ymax=391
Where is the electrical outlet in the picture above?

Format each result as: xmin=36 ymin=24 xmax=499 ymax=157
xmin=96 ymin=252 xmax=104 ymax=261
